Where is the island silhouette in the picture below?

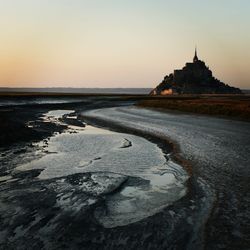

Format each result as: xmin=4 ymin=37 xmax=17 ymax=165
xmin=150 ymin=48 xmax=242 ymax=95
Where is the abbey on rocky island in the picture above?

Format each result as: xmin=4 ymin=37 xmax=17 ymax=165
xmin=150 ymin=48 xmax=241 ymax=95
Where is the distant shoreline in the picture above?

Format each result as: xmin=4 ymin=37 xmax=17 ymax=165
xmin=137 ymin=94 xmax=250 ymax=122
xmin=1 ymin=93 xmax=250 ymax=121
xmin=0 ymin=87 xmax=249 ymax=95
xmin=0 ymin=87 xmax=152 ymax=95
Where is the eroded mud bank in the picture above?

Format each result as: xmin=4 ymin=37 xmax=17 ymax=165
xmin=0 ymin=108 xmax=214 ymax=249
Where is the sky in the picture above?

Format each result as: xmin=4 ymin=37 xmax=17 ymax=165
xmin=0 ymin=0 xmax=249 ymax=89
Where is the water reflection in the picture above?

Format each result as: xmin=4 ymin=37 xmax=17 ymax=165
xmin=14 ymin=110 xmax=188 ymax=227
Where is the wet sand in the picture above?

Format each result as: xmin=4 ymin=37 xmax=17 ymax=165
xmin=0 ymin=96 xmax=249 ymax=249
xmin=83 ymin=106 xmax=250 ymax=250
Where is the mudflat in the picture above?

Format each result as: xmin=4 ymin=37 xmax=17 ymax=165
xmin=0 ymin=94 xmax=249 ymax=250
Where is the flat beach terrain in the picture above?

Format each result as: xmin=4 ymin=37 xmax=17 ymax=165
xmin=0 ymin=93 xmax=249 ymax=249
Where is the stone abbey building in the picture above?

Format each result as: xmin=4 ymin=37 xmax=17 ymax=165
xmin=150 ymin=49 xmax=241 ymax=95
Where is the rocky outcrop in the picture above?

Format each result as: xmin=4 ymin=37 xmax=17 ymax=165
xmin=150 ymin=50 xmax=242 ymax=95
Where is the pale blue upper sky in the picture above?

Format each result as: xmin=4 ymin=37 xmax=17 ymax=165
xmin=0 ymin=0 xmax=249 ymax=88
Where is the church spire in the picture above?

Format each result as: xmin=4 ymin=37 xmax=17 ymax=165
xmin=193 ymin=46 xmax=198 ymax=62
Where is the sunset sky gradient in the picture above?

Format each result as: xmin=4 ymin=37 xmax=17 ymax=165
xmin=0 ymin=0 xmax=249 ymax=88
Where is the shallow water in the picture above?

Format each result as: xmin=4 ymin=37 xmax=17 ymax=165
xmin=0 ymin=98 xmax=85 ymax=107
xmin=15 ymin=109 xmax=188 ymax=226
xmin=45 ymin=110 xmax=75 ymax=119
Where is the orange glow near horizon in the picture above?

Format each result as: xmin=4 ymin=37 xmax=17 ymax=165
xmin=0 ymin=1 xmax=249 ymax=89
xmin=161 ymin=89 xmax=173 ymax=95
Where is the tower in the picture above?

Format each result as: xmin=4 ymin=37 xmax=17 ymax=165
xmin=193 ymin=47 xmax=198 ymax=62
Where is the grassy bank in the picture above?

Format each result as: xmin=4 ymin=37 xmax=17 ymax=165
xmin=137 ymin=95 xmax=250 ymax=121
